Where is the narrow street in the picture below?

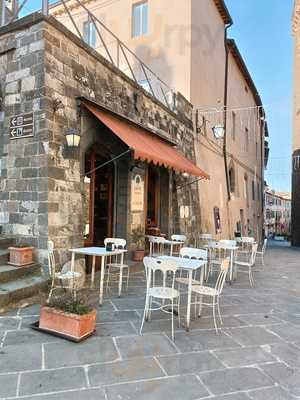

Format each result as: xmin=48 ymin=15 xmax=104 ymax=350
xmin=0 ymin=243 xmax=299 ymax=400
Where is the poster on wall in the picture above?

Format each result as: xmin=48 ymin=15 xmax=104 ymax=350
xmin=214 ymin=206 xmax=221 ymax=234
xmin=131 ymin=174 xmax=144 ymax=212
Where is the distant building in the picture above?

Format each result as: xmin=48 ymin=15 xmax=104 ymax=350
xmin=292 ymin=1 xmax=300 ymax=245
xmin=265 ymin=189 xmax=291 ymax=238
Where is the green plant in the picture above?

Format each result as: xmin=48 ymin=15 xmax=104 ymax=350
xmin=131 ymin=227 xmax=145 ymax=250
xmin=46 ymin=289 xmax=96 ymax=315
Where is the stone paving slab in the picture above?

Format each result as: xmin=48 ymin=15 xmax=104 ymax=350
xmin=268 ymin=343 xmax=300 ymax=368
xmin=104 ymin=374 xmax=209 ymax=400
xmin=211 ymin=394 xmax=251 ymax=400
xmin=18 ymin=388 xmax=107 ymax=400
xmin=200 ymin=367 xmax=274 ymax=395
xmin=225 ymin=326 xmax=284 ymax=346
xmin=115 ymin=333 xmax=178 ymax=359
xmin=259 ymin=362 xmax=300 ymax=397
xmin=0 ymin=316 xmax=20 ymax=330
xmin=3 ymin=328 xmax=58 ymax=346
xmin=44 ymin=336 xmax=119 ymax=368
xmin=95 ymin=321 xmax=137 ymax=337
xmin=236 ymin=313 xmax=282 ymax=326
xmin=157 ymin=351 xmax=224 ymax=375
xmin=88 ymin=357 xmax=164 ymax=387
xmin=19 ymin=367 xmax=87 ymax=396
xmin=0 ymin=373 xmax=18 ymax=398
xmin=0 ymin=343 xmax=42 ymax=373
xmin=267 ymin=322 xmax=300 ymax=342
xmin=248 ymin=385 xmax=297 ymax=400
xmin=213 ymin=346 xmax=276 ymax=367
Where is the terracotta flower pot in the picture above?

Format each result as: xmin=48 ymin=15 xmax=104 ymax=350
xmin=8 ymin=247 xmax=34 ymax=267
xmin=132 ymin=249 xmax=145 ymax=261
xmin=39 ymin=306 xmax=97 ymax=340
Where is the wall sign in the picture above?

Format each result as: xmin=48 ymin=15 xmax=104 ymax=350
xmin=131 ymin=174 xmax=144 ymax=212
xmin=9 ymin=112 xmax=34 ymax=139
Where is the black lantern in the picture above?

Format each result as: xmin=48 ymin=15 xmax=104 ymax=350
xmin=65 ymin=128 xmax=81 ymax=147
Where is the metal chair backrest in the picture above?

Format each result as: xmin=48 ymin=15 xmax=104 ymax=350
xmin=250 ymin=243 xmax=258 ymax=265
xmin=241 ymin=237 xmax=255 ymax=243
xmin=219 ymin=240 xmax=237 ymax=247
xmin=104 ymin=238 xmax=126 ymax=249
xmin=171 ymin=234 xmax=186 ymax=242
xmin=215 ymin=258 xmax=230 ymax=294
xmin=47 ymin=240 xmax=56 ymax=278
xmin=149 ymin=236 xmax=166 ymax=256
xmin=261 ymin=238 xmax=267 ymax=254
xmin=143 ymin=256 xmax=178 ymax=290
xmin=199 ymin=233 xmax=213 ymax=240
xmin=180 ymin=247 xmax=208 ymax=261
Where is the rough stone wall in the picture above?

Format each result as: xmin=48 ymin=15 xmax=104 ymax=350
xmin=0 ymin=19 xmax=50 ymax=264
xmin=0 ymin=14 xmax=201 ymax=263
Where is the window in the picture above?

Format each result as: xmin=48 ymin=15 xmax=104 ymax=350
xmin=132 ymin=1 xmax=148 ymax=38
xmin=244 ymin=175 xmax=249 ymax=207
xmin=252 ymin=180 xmax=255 ymax=201
xmin=83 ymin=19 xmax=96 ymax=48
xmin=232 ymin=111 xmax=236 ymax=140
xmin=257 ymin=182 xmax=260 ymax=201
xmin=245 ymin=127 xmax=249 ymax=152
xmin=229 ymin=166 xmax=235 ymax=193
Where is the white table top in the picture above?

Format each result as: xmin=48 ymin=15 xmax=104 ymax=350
xmin=158 ymin=255 xmax=206 ymax=271
xmin=205 ymin=243 xmax=239 ymax=250
xmin=69 ymin=247 xmax=127 ymax=256
xmin=164 ymin=240 xmax=185 ymax=245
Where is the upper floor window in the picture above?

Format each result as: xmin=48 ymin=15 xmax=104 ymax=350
xmin=83 ymin=19 xmax=96 ymax=48
xmin=229 ymin=166 xmax=235 ymax=194
xmin=245 ymin=127 xmax=249 ymax=152
xmin=132 ymin=1 xmax=148 ymax=38
xmin=252 ymin=180 xmax=255 ymax=201
xmin=232 ymin=111 xmax=236 ymax=141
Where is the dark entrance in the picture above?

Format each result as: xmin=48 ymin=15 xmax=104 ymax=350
xmin=84 ymin=150 xmax=114 ymax=246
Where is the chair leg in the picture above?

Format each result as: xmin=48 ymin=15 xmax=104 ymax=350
xmin=171 ymin=298 xmax=175 ymax=341
xmin=261 ymin=254 xmax=265 ymax=268
xmin=177 ymin=296 xmax=181 ymax=328
xmin=213 ymin=298 xmax=218 ymax=334
xmin=140 ymin=298 xmax=148 ymax=335
xmin=126 ymin=267 xmax=130 ymax=291
xmin=217 ymin=297 xmax=223 ymax=325
xmin=105 ymin=266 xmax=111 ymax=293
xmin=249 ymin=267 xmax=254 ymax=287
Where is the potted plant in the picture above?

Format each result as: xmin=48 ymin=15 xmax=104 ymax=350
xmin=8 ymin=245 xmax=34 ymax=267
xmin=131 ymin=227 xmax=145 ymax=261
xmin=39 ymin=289 xmax=97 ymax=341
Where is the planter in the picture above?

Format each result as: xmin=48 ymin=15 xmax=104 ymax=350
xmin=132 ymin=249 xmax=145 ymax=262
xmin=39 ymin=306 xmax=97 ymax=341
xmin=8 ymin=246 xmax=34 ymax=266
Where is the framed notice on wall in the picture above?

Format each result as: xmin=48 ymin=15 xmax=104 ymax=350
xmin=131 ymin=174 xmax=144 ymax=212
xmin=214 ymin=206 xmax=221 ymax=234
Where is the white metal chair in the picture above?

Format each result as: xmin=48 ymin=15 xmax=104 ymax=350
xmin=47 ymin=240 xmax=83 ymax=302
xmin=140 ymin=257 xmax=180 ymax=341
xmin=104 ymin=238 xmax=129 ymax=296
xmin=235 ymin=243 xmax=258 ymax=287
xmin=192 ymin=258 xmax=230 ymax=334
xmin=176 ymin=247 xmax=208 ymax=286
xmin=170 ymin=234 xmax=186 ymax=256
xmin=237 ymin=237 xmax=255 ymax=258
xmin=197 ymin=233 xmax=213 ymax=248
xmin=149 ymin=236 xmax=166 ymax=256
xmin=208 ymin=240 xmax=236 ymax=278
xmin=256 ymin=238 xmax=267 ymax=267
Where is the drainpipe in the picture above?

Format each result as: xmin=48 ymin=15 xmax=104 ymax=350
xmin=223 ymin=22 xmax=233 ymax=203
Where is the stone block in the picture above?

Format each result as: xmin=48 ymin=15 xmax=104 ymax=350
xmin=5 ymin=93 xmax=21 ymax=105
xmin=5 ymin=81 xmax=19 ymax=94
xmin=29 ymin=40 xmax=44 ymax=52
xmin=22 ymin=168 xmax=38 ymax=178
xmin=0 ymin=343 xmax=42 ymax=373
xmin=21 ymin=76 xmax=36 ymax=92
xmin=6 ymin=67 xmax=30 ymax=83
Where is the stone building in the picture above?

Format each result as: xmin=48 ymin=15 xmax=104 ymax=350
xmin=292 ymin=1 xmax=300 ymax=246
xmin=51 ymin=0 xmax=268 ymax=241
xmin=0 ymin=14 xmax=208 ymax=265
xmin=264 ymin=188 xmax=291 ymax=239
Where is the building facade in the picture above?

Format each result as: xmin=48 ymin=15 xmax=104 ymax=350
xmin=51 ymin=0 xmax=268 ymax=241
xmin=265 ymin=189 xmax=291 ymax=238
xmin=292 ymin=1 xmax=300 ymax=246
xmin=0 ymin=14 xmax=208 ymax=265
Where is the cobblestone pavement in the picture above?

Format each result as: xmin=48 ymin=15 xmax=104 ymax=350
xmin=1 ymin=243 xmax=300 ymax=399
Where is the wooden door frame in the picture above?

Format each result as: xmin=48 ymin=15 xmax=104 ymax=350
xmin=145 ymin=165 xmax=160 ymax=227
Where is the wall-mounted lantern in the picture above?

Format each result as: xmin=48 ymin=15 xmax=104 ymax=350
xmin=212 ymin=124 xmax=225 ymax=139
xmin=63 ymin=128 xmax=81 ymax=159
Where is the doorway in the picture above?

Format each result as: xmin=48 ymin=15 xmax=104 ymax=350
xmin=146 ymin=166 xmax=160 ymax=228
xmin=84 ymin=150 xmax=114 ymax=246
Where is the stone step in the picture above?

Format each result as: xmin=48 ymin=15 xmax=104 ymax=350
xmin=0 ymin=249 xmax=9 ymax=264
xmin=0 ymin=263 xmax=41 ymax=283
xmin=0 ymin=276 xmax=48 ymax=307
xmin=0 ymin=237 xmax=15 ymax=249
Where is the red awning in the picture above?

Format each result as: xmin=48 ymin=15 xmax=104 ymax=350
xmin=82 ymin=101 xmax=209 ymax=180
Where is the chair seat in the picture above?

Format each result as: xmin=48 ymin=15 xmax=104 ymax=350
xmin=175 ymin=277 xmax=201 ymax=286
xmin=192 ymin=285 xmax=219 ymax=296
xmin=106 ymin=263 xmax=129 ymax=269
xmin=235 ymin=261 xmax=251 ymax=267
xmin=210 ymin=259 xmax=222 ymax=265
xmin=149 ymin=286 xmax=179 ymax=300
xmin=55 ymin=271 xmax=81 ymax=280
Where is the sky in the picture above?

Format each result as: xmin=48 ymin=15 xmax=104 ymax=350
xmin=225 ymin=0 xmax=293 ymax=193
